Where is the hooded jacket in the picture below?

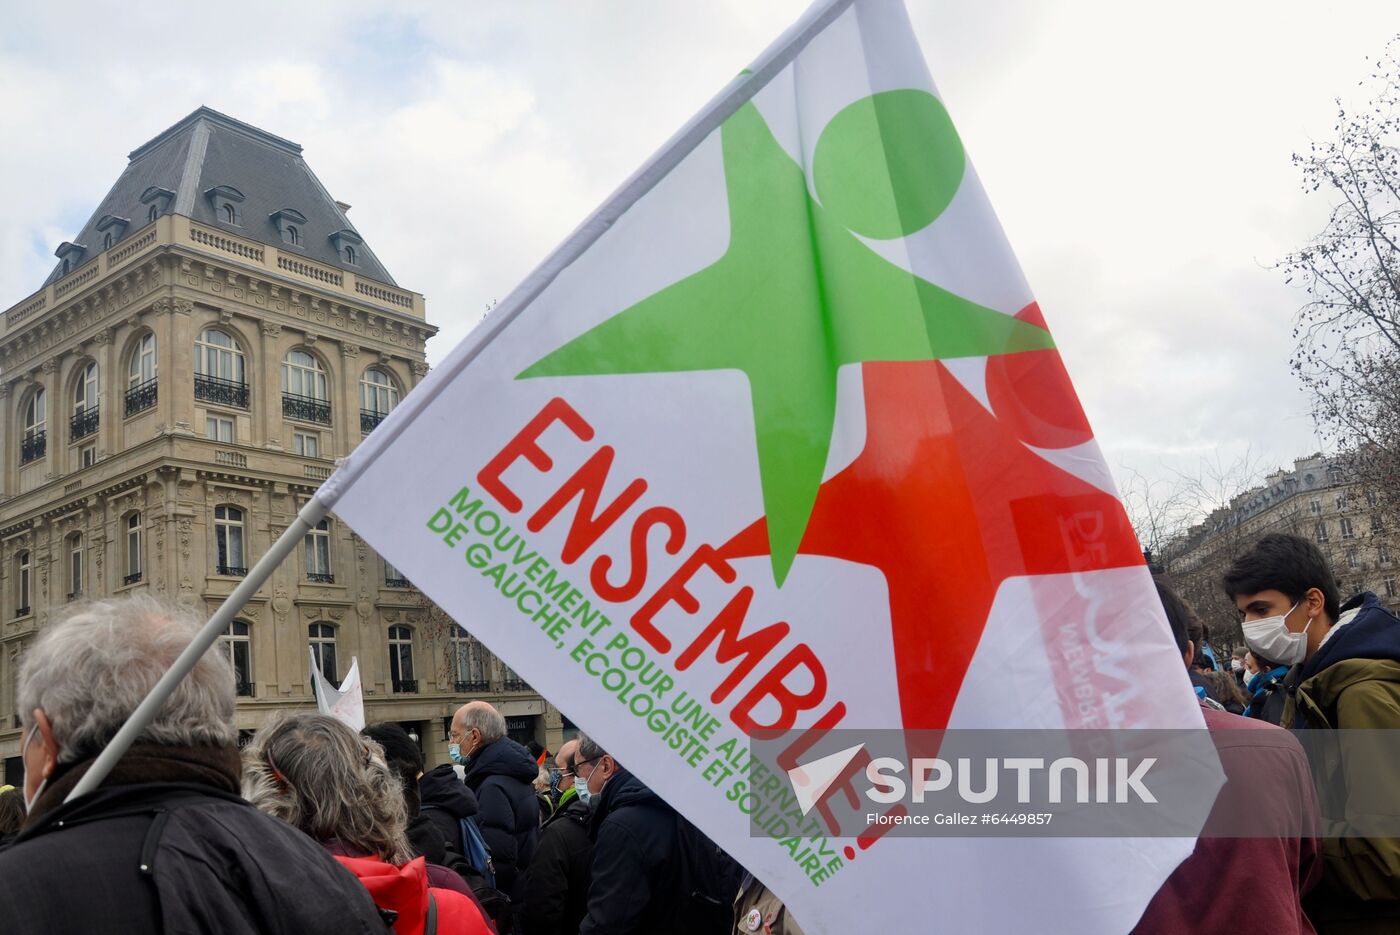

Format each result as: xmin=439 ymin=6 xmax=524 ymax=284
xmin=1285 ymin=592 xmax=1400 ymax=930
xmin=461 ymin=737 xmax=541 ymax=903
xmin=578 ymin=769 xmax=683 ymax=935
xmin=335 ymin=854 xmax=493 ymax=935
xmin=419 ymin=763 xmax=481 ymax=858
xmin=0 ymin=744 xmax=386 ymax=935
xmin=522 ymin=788 xmax=593 ymax=935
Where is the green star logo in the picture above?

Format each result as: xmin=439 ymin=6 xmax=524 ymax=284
xmin=521 ymin=89 xmax=1054 ymax=586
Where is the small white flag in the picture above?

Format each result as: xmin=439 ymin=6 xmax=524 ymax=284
xmin=309 ymin=648 xmax=365 ymax=731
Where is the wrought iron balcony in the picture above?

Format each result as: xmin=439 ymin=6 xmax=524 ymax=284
xmin=216 ymin=565 xmax=248 ymax=577
xmin=454 ymin=680 xmax=490 ymax=694
xmin=15 ymin=606 xmax=30 ymax=618
xmin=70 ymin=406 xmax=99 ymax=441
xmin=502 ymin=678 xmax=530 ymax=692
xmin=196 ymin=374 xmax=250 ymax=409
xmin=123 ymin=572 xmax=143 ymax=585
xmin=235 ymin=679 xmax=255 ymax=698
xmin=361 ymin=409 xmax=388 ymax=434
xmin=283 ymin=392 xmax=331 ymax=425
xmin=384 ymin=577 xmax=410 ymax=589
xmin=306 ymin=572 xmax=335 ymax=584
xmin=126 ymin=378 xmax=158 ymax=416
xmin=20 ymin=431 xmax=46 ymax=465
xmin=392 ymin=678 xmax=419 ymax=694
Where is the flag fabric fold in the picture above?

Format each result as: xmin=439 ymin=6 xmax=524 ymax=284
xmin=310 ymin=649 xmax=365 ymax=732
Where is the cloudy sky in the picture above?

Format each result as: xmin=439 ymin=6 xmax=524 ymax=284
xmin=1 ymin=0 xmax=1395 ymax=504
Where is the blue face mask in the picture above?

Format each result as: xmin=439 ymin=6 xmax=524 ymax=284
xmin=575 ymin=779 xmax=592 ymax=806
xmin=449 ymin=743 xmax=467 ymax=765
xmin=548 ymin=769 xmax=562 ymax=797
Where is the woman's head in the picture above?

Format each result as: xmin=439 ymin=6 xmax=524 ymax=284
xmin=242 ymin=712 xmax=411 ymax=864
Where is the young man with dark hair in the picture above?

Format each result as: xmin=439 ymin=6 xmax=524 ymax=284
xmin=1224 ymin=532 xmax=1400 ymax=932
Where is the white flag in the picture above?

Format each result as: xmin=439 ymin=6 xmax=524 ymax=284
xmin=309 ymin=649 xmax=365 ymax=732
xmin=317 ymin=0 xmax=1220 ymax=931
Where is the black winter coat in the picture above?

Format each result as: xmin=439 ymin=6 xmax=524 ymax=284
xmin=0 ymin=781 xmax=384 ymax=934
xmin=419 ymin=762 xmax=481 ymax=856
xmin=578 ymin=770 xmax=683 ymax=935
xmin=461 ymin=737 xmax=541 ymax=904
xmin=521 ymin=791 xmax=593 ymax=935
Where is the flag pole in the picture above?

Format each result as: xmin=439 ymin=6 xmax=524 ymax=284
xmin=65 ymin=495 xmax=331 ymax=802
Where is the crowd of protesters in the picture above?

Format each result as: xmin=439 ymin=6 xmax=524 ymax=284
xmin=0 ymin=530 xmax=1397 ymax=933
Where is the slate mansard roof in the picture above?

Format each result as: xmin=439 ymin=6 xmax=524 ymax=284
xmin=46 ymin=106 xmax=396 ymax=287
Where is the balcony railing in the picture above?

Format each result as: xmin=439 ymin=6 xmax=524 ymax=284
xmin=361 ymin=409 xmax=388 ymax=434
xmin=235 ymin=679 xmax=255 ymax=698
xmin=306 ymin=572 xmax=335 ymax=584
xmin=392 ymin=678 xmax=420 ymax=694
xmin=20 ymin=431 xmax=45 ymax=465
xmin=126 ymin=378 xmax=157 ymax=416
xmin=70 ymin=406 xmax=99 ymax=441
xmin=454 ymin=679 xmax=490 ymax=694
xmin=216 ymin=565 xmax=248 ymax=577
xmin=283 ymin=392 xmax=331 ymax=425
xmin=195 ymin=374 xmax=250 ymax=409
xmin=502 ymin=678 xmax=531 ymax=692
xmin=384 ymin=577 xmax=410 ymax=589
xmin=15 ymin=606 xmax=30 ymax=618
xmin=123 ymin=571 xmax=143 ymax=585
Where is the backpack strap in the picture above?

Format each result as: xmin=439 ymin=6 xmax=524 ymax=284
xmin=425 ymin=890 xmax=438 ymax=935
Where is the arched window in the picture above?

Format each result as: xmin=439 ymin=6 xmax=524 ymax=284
xmin=103 ymin=232 xmax=114 ymax=250
xmin=195 ymin=328 xmax=248 ymax=408
xmin=304 ymin=517 xmax=332 ymax=582
xmin=359 ymin=368 xmax=399 ymax=433
xmin=222 ymin=203 xmax=237 ymax=224
xmin=21 ymin=388 xmax=46 ymax=465
xmin=450 ymin=631 xmax=490 ymax=692
xmin=68 ymin=533 xmax=83 ymax=599
xmin=147 ymin=204 xmax=159 ymax=223
xmin=214 ymin=505 xmax=246 ymax=576
xmin=389 ymin=625 xmax=416 ymax=693
xmin=309 ymin=622 xmax=337 ymax=682
xmin=124 ymin=512 xmax=143 ymax=584
xmin=344 ymin=245 xmax=357 ymax=265
xmin=195 ymin=328 xmax=245 ymax=383
xmin=126 ymin=334 xmax=158 ymax=415
xmin=286 ymin=225 xmax=300 ymax=246
xmin=71 ymin=362 xmax=99 ymax=442
xmin=221 ymin=621 xmax=254 ymax=696
xmin=15 ymin=551 xmax=32 ymax=615
xmin=282 ymin=350 xmax=330 ymax=424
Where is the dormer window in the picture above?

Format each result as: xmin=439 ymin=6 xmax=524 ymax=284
xmin=54 ymin=241 xmax=86 ymax=276
xmin=140 ymin=186 xmax=174 ymax=224
xmin=270 ymin=208 xmax=308 ymax=247
xmin=96 ymin=215 xmax=129 ymax=251
xmin=205 ymin=185 xmax=246 ymax=227
xmin=329 ymin=228 xmax=363 ymax=267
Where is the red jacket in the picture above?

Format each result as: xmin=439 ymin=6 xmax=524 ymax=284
xmin=334 ymin=855 xmax=492 ymax=935
xmin=1133 ymin=704 xmax=1322 ymax=933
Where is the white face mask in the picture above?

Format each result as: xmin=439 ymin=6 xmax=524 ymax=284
xmin=21 ymin=724 xmax=49 ymax=813
xmin=1242 ymin=601 xmax=1314 ymax=666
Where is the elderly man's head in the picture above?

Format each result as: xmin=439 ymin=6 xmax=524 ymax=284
xmin=17 ymin=595 xmax=236 ymax=807
xmin=555 ymin=739 xmax=580 ymax=793
xmin=243 ymin=712 xmax=413 ymax=865
xmin=449 ymin=700 xmax=506 ymax=761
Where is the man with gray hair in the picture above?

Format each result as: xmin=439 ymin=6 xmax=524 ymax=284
xmin=449 ymin=699 xmax=540 ymax=903
xmin=0 ymin=595 xmax=386 ymax=934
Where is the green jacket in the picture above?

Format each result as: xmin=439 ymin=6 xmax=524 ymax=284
xmin=1286 ymin=594 xmax=1400 ymax=931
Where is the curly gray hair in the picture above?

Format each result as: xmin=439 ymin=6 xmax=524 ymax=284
xmin=242 ymin=712 xmax=412 ymax=865
xmin=17 ymin=594 xmax=237 ymax=763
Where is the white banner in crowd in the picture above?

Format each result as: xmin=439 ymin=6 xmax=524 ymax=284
xmin=319 ymin=0 xmax=1219 ymax=930
xmin=309 ymin=649 xmax=365 ymax=732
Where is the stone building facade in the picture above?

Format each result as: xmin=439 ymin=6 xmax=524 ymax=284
xmin=0 ymin=108 xmax=563 ymax=784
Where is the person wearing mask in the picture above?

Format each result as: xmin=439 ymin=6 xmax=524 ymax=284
xmin=1244 ymin=651 xmax=1291 ymax=724
xmin=0 ymin=596 xmax=386 ymax=934
xmin=1231 ymin=647 xmax=1251 ymax=690
xmin=576 ymin=732 xmax=741 ymax=935
xmin=450 ymin=701 xmax=540 ymax=904
xmin=1225 ymin=533 xmax=1400 ymax=932
xmin=1133 ymin=581 xmax=1321 ymax=934
xmin=522 ymin=740 xmax=593 ymax=935
xmin=244 ymin=712 xmax=491 ymax=935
